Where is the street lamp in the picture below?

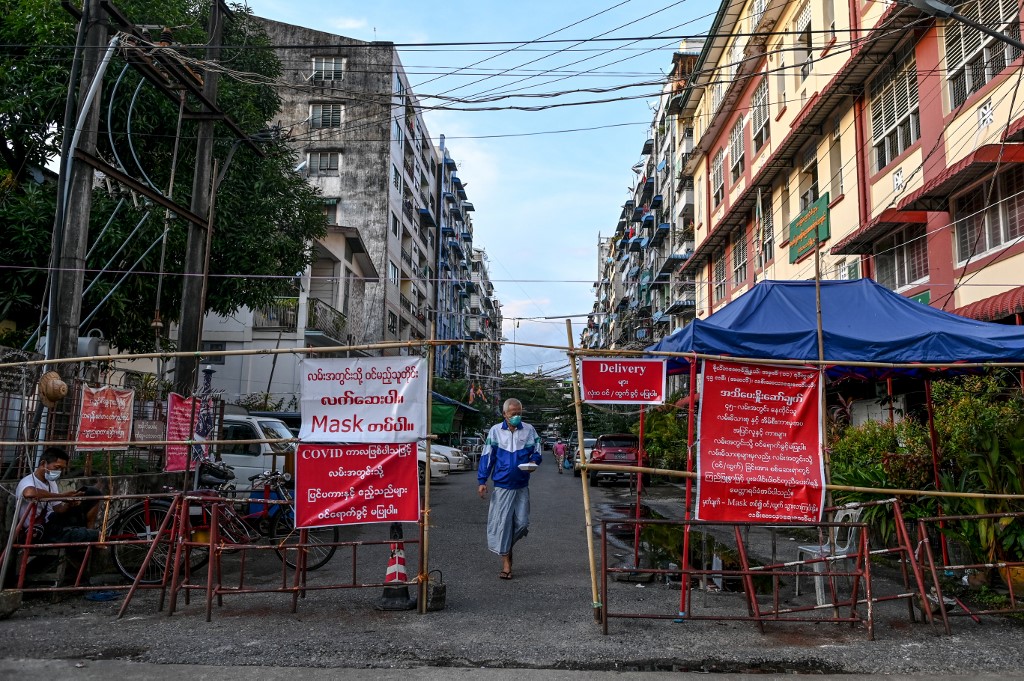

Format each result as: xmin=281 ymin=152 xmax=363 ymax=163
xmin=905 ymin=0 xmax=1024 ymax=52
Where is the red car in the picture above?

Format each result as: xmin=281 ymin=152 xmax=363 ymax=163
xmin=587 ymin=433 xmax=640 ymax=486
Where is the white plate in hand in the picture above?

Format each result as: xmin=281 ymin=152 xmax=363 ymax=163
xmin=518 ymin=462 xmax=538 ymax=472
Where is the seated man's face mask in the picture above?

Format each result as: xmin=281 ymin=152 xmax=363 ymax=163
xmin=507 ymin=415 xmax=522 ymax=427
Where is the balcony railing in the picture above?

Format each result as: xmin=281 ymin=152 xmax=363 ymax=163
xmin=307 ymin=297 xmax=346 ymax=342
xmin=253 ymin=297 xmax=299 ymax=330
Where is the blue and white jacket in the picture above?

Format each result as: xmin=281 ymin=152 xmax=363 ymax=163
xmin=477 ymin=420 xmax=542 ymax=490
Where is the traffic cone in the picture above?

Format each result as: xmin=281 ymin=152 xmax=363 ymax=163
xmin=377 ymin=523 xmax=415 ymax=610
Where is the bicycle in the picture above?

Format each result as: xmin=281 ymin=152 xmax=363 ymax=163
xmin=108 ymin=461 xmax=339 ymax=584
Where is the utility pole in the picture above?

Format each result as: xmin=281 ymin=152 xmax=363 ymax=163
xmin=175 ymin=1 xmax=226 ymax=395
xmin=49 ymin=0 xmax=107 ymax=375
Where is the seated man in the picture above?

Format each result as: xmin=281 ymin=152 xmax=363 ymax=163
xmin=13 ymin=447 xmax=100 ymax=583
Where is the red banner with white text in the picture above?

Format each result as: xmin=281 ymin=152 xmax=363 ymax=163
xmin=164 ymin=393 xmax=204 ymax=472
xmin=695 ymin=361 xmax=824 ymax=523
xmin=76 ymin=386 xmax=134 ymax=450
xmin=294 ymin=443 xmax=420 ymax=528
xmin=580 ymin=358 xmax=666 ymax=404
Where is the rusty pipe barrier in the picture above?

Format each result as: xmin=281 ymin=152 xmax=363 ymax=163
xmin=914 ymin=510 xmax=1024 ymax=635
xmin=598 ymin=517 xmax=880 ymax=638
xmin=2 ymin=491 xmax=183 ymax=597
xmin=147 ymin=493 xmax=422 ymax=621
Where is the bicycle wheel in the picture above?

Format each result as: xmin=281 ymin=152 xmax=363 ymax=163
xmin=269 ymin=508 xmax=338 ymax=571
xmin=108 ymin=502 xmax=209 ymax=584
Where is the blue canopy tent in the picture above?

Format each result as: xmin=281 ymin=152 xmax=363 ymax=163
xmin=647 ymin=279 xmax=1024 ymax=378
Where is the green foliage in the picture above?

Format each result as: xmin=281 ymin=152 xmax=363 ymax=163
xmin=638 ymin=393 xmax=690 ymax=471
xmin=829 ymin=372 xmax=1024 ymax=561
xmin=500 ymin=372 xmax=574 ymax=433
xmin=0 ymin=2 xmax=326 ymax=352
xmin=829 ymin=418 xmax=934 ymax=546
xmin=829 ymin=418 xmax=933 ymax=491
xmin=930 ymin=372 xmax=1024 ymax=562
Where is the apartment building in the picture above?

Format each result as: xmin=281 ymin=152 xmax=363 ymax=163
xmin=466 ymin=247 xmax=503 ymax=397
xmin=582 ymin=46 xmax=701 ymax=351
xmin=200 ymin=19 xmax=440 ymax=404
xmin=677 ymin=0 xmax=1024 ymax=322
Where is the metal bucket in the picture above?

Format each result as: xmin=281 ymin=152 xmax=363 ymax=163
xmin=426 ymin=569 xmax=446 ymax=611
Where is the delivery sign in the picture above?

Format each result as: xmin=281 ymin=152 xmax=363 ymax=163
xmin=294 ymin=443 xmax=419 ymax=528
xmin=299 ymin=357 xmax=428 ymax=443
xmin=580 ymin=358 xmax=666 ymax=404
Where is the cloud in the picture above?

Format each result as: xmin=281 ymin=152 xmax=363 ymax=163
xmin=327 ymin=16 xmax=369 ymax=32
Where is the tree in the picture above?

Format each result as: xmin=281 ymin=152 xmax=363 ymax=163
xmin=0 ymin=1 xmax=326 ymax=353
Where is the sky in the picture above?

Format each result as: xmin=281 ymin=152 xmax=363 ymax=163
xmin=245 ymin=0 xmax=713 ymax=378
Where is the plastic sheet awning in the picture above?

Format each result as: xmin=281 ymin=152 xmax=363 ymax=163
xmin=646 ymin=279 xmax=1024 ymax=378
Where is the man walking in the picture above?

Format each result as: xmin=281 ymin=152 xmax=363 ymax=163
xmin=552 ymin=440 xmax=567 ymax=474
xmin=478 ymin=398 xmax=541 ymax=580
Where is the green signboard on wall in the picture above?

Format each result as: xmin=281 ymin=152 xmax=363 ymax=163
xmin=788 ymin=193 xmax=831 ymax=264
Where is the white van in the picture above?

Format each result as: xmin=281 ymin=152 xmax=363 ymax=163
xmin=217 ymin=414 xmax=295 ymax=487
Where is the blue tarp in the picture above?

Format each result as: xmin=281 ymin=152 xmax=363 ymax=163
xmin=646 ymin=279 xmax=1024 ymax=378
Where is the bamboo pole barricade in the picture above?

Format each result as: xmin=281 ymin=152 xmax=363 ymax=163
xmin=5 ymin=337 xmax=1024 ymax=630
xmin=566 ymin=319 xmax=602 ymax=622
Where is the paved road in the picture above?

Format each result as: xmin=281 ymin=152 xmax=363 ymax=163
xmin=2 ymin=457 xmax=1024 ymax=675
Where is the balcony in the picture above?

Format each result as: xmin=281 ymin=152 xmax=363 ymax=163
xmin=254 ymin=297 xmax=299 ymax=330
xmin=651 ymin=222 xmax=671 ymax=246
xmin=418 ymin=207 xmax=436 ymax=229
xmin=640 ymin=177 xmax=654 ymax=202
xmin=401 ymin=249 xmax=413 ymax=267
xmin=306 ymin=297 xmax=347 ymax=345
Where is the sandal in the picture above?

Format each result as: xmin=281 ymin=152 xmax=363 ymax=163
xmin=498 ymin=570 xmax=513 ymax=580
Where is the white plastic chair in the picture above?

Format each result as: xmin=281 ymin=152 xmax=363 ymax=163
xmin=795 ymin=505 xmax=863 ymax=605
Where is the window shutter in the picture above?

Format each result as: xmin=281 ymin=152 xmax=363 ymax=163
xmin=945 ymin=19 xmax=964 ymax=71
xmin=797 ymin=2 xmax=812 ymax=31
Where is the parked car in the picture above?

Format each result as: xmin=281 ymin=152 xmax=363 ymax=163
xmin=566 ymin=431 xmax=595 ymax=459
xmin=542 ymin=436 xmax=558 ymax=451
xmin=584 ymin=433 xmax=640 ymax=486
xmin=460 ymin=436 xmax=484 ymax=464
xmin=420 ymin=440 xmax=471 ymax=472
xmin=571 ymin=437 xmax=598 ymax=477
xmin=217 ymin=414 xmax=296 ymax=488
xmin=417 ymin=444 xmax=450 ymax=483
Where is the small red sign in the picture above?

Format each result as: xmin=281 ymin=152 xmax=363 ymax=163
xmin=77 ymin=386 xmax=134 ymax=450
xmin=164 ymin=393 xmax=203 ymax=472
xmin=580 ymin=358 xmax=666 ymax=404
xmin=695 ymin=361 xmax=825 ymax=523
xmin=294 ymin=443 xmax=420 ymax=528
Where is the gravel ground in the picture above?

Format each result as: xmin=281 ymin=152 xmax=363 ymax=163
xmin=2 ymin=461 xmax=1023 ymax=673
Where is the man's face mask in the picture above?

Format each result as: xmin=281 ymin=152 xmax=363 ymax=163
xmin=44 ymin=468 xmax=62 ymax=482
xmin=508 ymin=415 xmax=522 ymax=428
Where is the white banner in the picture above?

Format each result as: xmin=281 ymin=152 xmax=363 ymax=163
xmin=299 ymin=357 xmax=428 ymax=443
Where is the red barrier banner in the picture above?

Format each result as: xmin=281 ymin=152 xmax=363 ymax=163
xmin=77 ymin=386 xmax=134 ymax=450
xmin=580 ymin=358 xmax=666 ymax=404
xmin=695 ymin=361 xmax=825 ymax=523
xmin=164 ymin=393 xmax=204 ymax=472
xmin=299 ymin=357 xmax=428 ymax=443
xmin=294 ymin=443 xmax=420 ymax=528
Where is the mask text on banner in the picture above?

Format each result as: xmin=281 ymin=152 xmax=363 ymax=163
xmin=695 ymin=361 xmax=825 ymax=523
xmin=300 ymin=357 xmax=427 ymax=443
xmin=294 ymin=443 xmax=420 ymax=528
